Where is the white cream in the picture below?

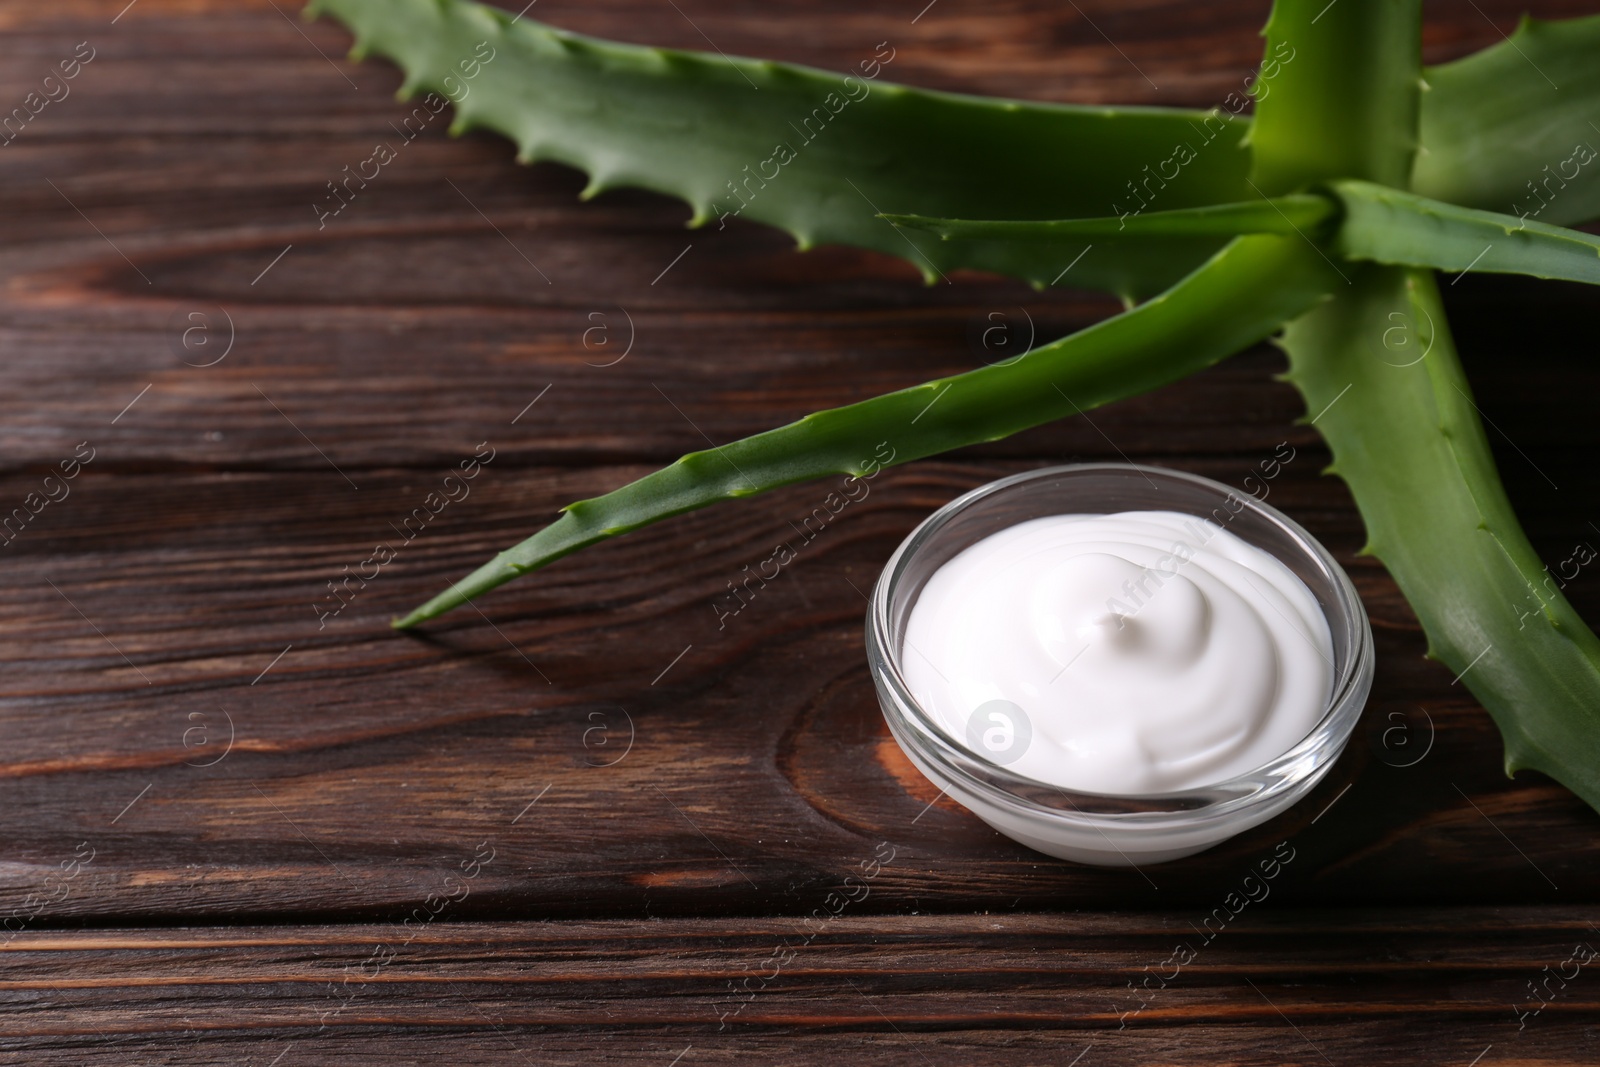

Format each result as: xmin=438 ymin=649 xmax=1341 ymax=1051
xmin=901 ymin=510 xmax=1333 ymax=794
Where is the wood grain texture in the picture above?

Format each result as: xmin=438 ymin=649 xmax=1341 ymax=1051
xmin=2 ymin=0 xmax=1600 ymax=1061
xmin=5 ymin=911 xmax=1600 ymax=1063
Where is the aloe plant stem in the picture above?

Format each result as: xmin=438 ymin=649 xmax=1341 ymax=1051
xmin=890 ymin=181 xmax=1600 ymax=289
xmin=1247 ymin=0 xmax=1421 ymax=194
xmin=1280 ymin=265 xmax=1600 ymax=812
xmin=1329 ymin=178 xmax=1600 ymax=285
xmin=882 ymin=194 xmax=1337 ymax=241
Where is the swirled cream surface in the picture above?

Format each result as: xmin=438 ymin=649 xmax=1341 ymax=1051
xmin=901 ymin=511 xmax=1333 ymax=793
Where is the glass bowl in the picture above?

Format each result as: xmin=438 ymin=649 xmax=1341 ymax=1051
xmin=866 ymin=462 xmax=1373 ymax=866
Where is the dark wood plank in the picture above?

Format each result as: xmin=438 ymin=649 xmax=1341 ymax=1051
xmin=4 ymin=911 xmax=1600 ymax=1062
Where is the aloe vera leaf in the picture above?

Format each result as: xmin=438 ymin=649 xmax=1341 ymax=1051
xmin=1328 ymin=179 xmax=1600 ymax=285
xmin=394 ymin=235 xmax=1341 ymax=627
xmin=1248 ymin=0 xmax=1421 ymax=195
xmin=305 ymin=0 xmax=1256 ymax=300
xmin=881 ymin=194 xmax=1336 ymax=241
xmin=1416 ymin=15 xmax=1600 ymax=229
xmin=1280 ymin=265 xmax=1600 ymax=810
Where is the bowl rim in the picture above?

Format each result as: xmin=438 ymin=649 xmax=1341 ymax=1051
xmin=866 ymin=461 xmax=1374 ymax=829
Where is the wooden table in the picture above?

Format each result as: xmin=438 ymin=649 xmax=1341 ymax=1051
xmin=3 ymin=0 xmax=1599 ymax=1062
